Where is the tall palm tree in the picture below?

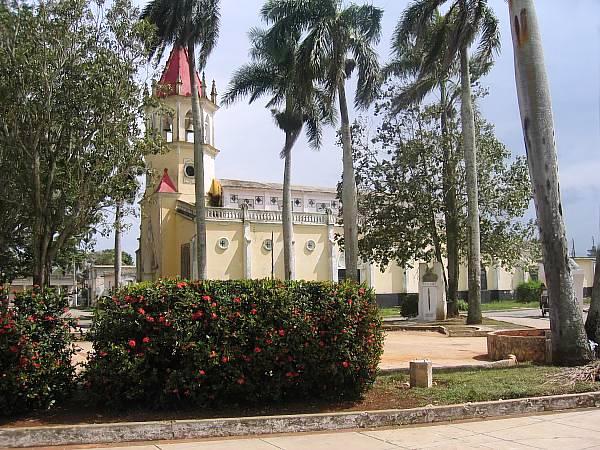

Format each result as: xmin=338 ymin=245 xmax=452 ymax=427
xmin=395 ymin=0 xmax=499 ymax=324
xmin=510 ymin=0 xmax=592 ymax=365
xmin=261 ymin=0 xmax=383 ymax=283
xmin=141 ymin=0 xmax=220 ymax=280
xmin=222 ymin=28 xmax=329 ymax=280
xmin=388 ymin=8 xmax=496 ymax=318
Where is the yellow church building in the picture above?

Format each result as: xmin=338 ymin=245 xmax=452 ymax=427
xmin=137 ymin=47 xmax=546 ymax=307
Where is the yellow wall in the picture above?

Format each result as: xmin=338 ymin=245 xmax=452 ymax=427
xmin=206 ymin=222 xmax=244 ymax=280
xmin=372 ymin=262 xmax=406 ymax=294
xmin=575 ymin=258 xmax=596 ymax=289
xmin=294 ymin=225 xmax=330 ymax=281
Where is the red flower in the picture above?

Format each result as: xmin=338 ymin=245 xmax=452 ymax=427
xmin=347 ymin=299 xmax=353 ymax=306
xmin=138 ymin=308 xmax=146 ymax=315
xmin=233 ymin=297 xmax=241 ymax=304
xmin=146 ymin=315 xmax=155 ymax=323
xmin=32 ymin=362 xmax=41 ymax=369
xmin=142 ymin=337 xmax=151 ymax=344
xmin=358 ymin=288 xmax=365 ymax=296
xmin=177 ymin=281 xmax=188 ymax=288
xmin=199 ymin=369 xmax=206 ymax=376
xmin=202 ymin=295 xmax=211 ymax=302
xmin=128 ymin=339 xmax=136 ymax=348
xmin=236 ymin=377 xmax=246 ymax=385
xmin=254 ymin=346 xmax=262 ymax=353
xmin=221 ymin=356 xmax=229 ymax=364
xmin=342 ymin=361 xmax=350 ymax=368
xmin=192 ymin=311 xmax=204 ymax=320
xmin=9 ymin=345 xmax=18 ymax=353
xmin=98 ymin=351 xmax=108 ymax=357
xmin=250 ymin=308 xmax=257 ymax=315
xmin=211 ymin=302 xmax=217 ymax=308
xmin=278 ymin=329 xmax=285 ymax=337
xmin=265 ymin=339 xmax=273 ymax=345
xmin=211 ymin=313 xmax=218 ymax=319
xmin=158 ymin=315 xmax=165 ymax=323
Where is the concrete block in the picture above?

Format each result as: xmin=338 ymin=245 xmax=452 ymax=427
xmin=410 ymin=359 xmax=432 ymax=388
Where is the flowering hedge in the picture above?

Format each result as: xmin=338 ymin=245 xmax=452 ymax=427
xmin=0 ymin=287 xmax=76 ymax=416
xmin=85 ymin=279 xmax=384 ymax=408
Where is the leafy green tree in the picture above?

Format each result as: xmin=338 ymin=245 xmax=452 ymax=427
xmin=90 ymin=249 xmax=134 ymax=266
xmin=261 ymin=0 xmax=383 ymax=282
xmin=352 ymin=93 xmax=535 ymax=286
xmin=393 ymin=0 xmax=500 ymax=324
xmin=223 ymin=26 xmax=330 ymax=280
xmin=510 ymin=0 xmax=592 ymax=364
xmin=141 ymin=0 xmax=220 ymax=281
xmin=0 ymin=0 xmax=155 ymax=286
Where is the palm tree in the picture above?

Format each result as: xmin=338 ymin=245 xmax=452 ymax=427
xmin=141 ymin=0 xmax=220 ymax=280
xmin=388 ymin=8 xmax=496 ymax=318
xmin=222 ymin=28 xmax=329 ymax=280
xmin=509 ymin=0 xmax=592 ymax=365
xmin=394 ymin=0 xmax=499 ymax=324
xmin=261 ymin=0 xmax=383 ymax=283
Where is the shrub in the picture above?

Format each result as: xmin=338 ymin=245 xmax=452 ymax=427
xmin=515 ymin=280 xmax=542 ymax=303
xmin=85 ymin=279 xmax=384 ymax=409
xmin=0 ymin=287 xmax=76 ymax=416
xmin=399 ymin=294 xmax=418 ymax=318
xmin=457 ymin=299 xmax=469 ymax=312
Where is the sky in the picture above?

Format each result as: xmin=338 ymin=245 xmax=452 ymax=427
xmin=97 ymin=0 xmax=600 ymax=260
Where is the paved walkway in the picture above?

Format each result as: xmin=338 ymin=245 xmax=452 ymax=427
xmin=29 ymin=408 xmax=600 ymax=449
xmin=484 ymin=308 xmax=550 ymax=330
xmin=73 ymin=331 xmax=491 ymax=371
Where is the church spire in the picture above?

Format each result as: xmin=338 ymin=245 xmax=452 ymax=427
xmin=156 ymin=46 xmax=202 ymax=98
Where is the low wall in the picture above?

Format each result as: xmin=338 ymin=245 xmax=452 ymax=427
xmin=487 ymin=329 xmax=551 ymax=364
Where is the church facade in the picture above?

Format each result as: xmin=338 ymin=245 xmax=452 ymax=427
xmin=137 ymin=47 xmax=539 ymax=306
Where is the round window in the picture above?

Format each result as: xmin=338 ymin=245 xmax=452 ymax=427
xmin=306 ymin=240 xmax=316 ymax=252
xmin=263 ymin=239 xmax=273 ymax=251
xmin=217 ymin=237 xmax=229 ymax=250
xmin=184 ymin=164 xmax=195 ymax=178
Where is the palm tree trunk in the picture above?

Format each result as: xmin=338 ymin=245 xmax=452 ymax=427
xmin=114 ymin=200 xmax=123 ymax=288
xmin=338 ymin=80 xmax=359 ymax=283
xmin=510 ymin=0 xmax=592 ymax=365
xmin=440 ymin=80 xmax=459 ymax=318
xmin=282 ymin=129 xmax=298 ymax=281
xmin=585 ymin=249 xmax=600 ymax=344
xmin=460 ymin=45 xmax=482 ymax=325
xmin=188 ymin=42 xmax=207 ymax=280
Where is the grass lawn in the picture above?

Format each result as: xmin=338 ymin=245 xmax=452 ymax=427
xmin=379 ymin=306 xmax=402 ymax=318
xmin=3 ymin=365 xmax=596 ymax=427
xmin=480 ymin=300 xmax=539 ymax=312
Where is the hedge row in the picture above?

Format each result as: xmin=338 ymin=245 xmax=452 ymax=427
xmin=1 ymin=280 xmax=383 ymax=415
xmin=84 ymin=279 xmax=384 ymax=408
xmin=0 ymin=288 xmax=76 ymax=416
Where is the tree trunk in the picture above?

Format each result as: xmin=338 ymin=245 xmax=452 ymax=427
xmin=114 ymin=200 xmax=123 ymax=289
xmin=338 ymin=80 xmax=359 ymax=283
xmin=460 ymin=45 xmax=482 ymax=325
xmin=282 ymin=129 xmax=299 ymax=281
xmin=440 ymin=80 xmax=460 ymax=318
xmin=585 ymin=250 xmax=600 ymax=344
xmin=188 ymin=42 xmax=207 ymax=280
xmin=509 ymin=0 xmax=592 ymax=365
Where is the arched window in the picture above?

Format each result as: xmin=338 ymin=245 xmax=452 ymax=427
xmin=162 ymin=116 xmax=173 ymax=143
xmin=184 ymin=111 xmax=194 ymax=143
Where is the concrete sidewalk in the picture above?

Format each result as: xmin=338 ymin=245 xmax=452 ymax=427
xmin=28 ymin=408 xmax=600 ymax=449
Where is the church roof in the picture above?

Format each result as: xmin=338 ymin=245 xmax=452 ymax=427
xmin=155 ymin=168 xmax=178 ymax=193
xmin=157 ymin=46 xmax=203 ymax=98
xmin=219 ymin=178 xmax=337 ymax=194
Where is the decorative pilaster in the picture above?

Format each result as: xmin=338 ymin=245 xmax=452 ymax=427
xmin=326 ymin=209 xmax=338 ymax=282
xmin=242 ymin=204 xmax=252 ymax=279
xmin=364 ymin=261 xmax=375 ymax=288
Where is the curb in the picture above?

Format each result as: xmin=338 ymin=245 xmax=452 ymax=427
xmin=379 ymin=356 xmax=518 ymax=375
xmin=2 ymin=390 xmax=599 ymax=448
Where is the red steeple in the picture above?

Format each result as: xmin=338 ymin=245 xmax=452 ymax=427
xmin=157 ymin=46 xmax=202 ymax=98
xmin=155 ymin=168 xmax=177 ymax=193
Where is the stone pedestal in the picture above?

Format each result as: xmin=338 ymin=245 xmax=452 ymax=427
xmin=418 ymin=263 xmax=446 ymax=322
xmin=409 ymin=359 xmax=432 ymax=388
